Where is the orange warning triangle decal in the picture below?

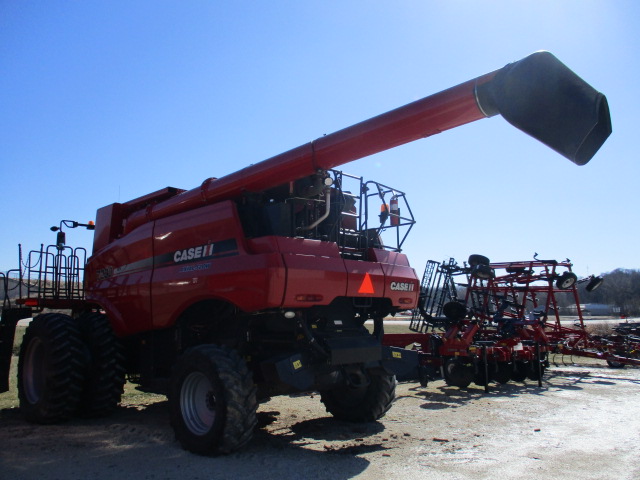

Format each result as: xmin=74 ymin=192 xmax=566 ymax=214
xmin=358 ymin=273 xmax=375 ymax=294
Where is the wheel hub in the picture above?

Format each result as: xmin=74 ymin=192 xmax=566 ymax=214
xmin=180 ymin=371 xmax=217 ymax=435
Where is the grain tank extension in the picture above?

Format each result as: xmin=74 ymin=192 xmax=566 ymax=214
xmin=0 ymin=52 xmax=611 ymax=454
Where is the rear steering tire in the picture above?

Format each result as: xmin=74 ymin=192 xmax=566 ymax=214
xmin=320 ymin=372 xmax=396 ymax=422
xmin=169 ymin=344 xmax=257 ymax=455
xmin=18 ymin=313 xmax=86 ymax=424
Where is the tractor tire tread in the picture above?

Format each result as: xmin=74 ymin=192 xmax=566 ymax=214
xmin=18 ymin=313 xmax=86 ymax=424
xmin=76 ymin=312 xmax=126 ymax=418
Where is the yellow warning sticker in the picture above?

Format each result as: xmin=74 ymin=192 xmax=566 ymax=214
xmin=293 ymin=360 xmax=302 ymax=370
xmin=392 ymin=351 xmax=402 ymax=359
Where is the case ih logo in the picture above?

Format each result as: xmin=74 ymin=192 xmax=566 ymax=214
xmin=173 ymin=244 xmax=215 ymax=263
xmin=389 ymin=281 xmax=415 ymax=292
xmin=169 ymin=239 xmax=239 ymax=266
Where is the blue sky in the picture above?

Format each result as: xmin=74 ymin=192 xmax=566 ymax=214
xmin=1 ymin=1 xmax=638 ymax=278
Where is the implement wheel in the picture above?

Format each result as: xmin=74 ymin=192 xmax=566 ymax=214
xmin=169 ymin=344 xmax=257 ymax=455
xmin=443 ymin=358 xmax=474 ymax=388
xmin=320 ymin=372 xmax=396 ymax=422
xmin=511 ymin=361 xmax=528 ymax=382
xmin=18 ymin=313 xmax=86 ymax=424
xmin=527 ymin=359 xmax=547 ymax=381
xmin=468 ymin=254 xmax=490 ymax=266
xmin=76 ymin=312 xmax=126 ymax=417
xmin=471 ymin=264 xmax=494 ymax=280
xmin=556 ymin=271 xmax=578 ymax=290
xmin=606 ymin=359 xmax=625 ymax=369
xmin=494 ymin=362 xmax=512 ymax=384
xmin=473 ymin=363 xmax=490 ymax=387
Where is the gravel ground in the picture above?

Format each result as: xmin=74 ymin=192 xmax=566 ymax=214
xmin=1 ymin=360 xmax=639 ymax=480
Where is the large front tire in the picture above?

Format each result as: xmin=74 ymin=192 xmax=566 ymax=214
xmin=76 ymin=312 xmax=126 ymax=417
xmin=320 ymin=372 xmax=396 ymax=422
xmin=169 ymin=345 xmax=257 ymax=455
xmin=18 ymin=313 xmax=86 ymax=424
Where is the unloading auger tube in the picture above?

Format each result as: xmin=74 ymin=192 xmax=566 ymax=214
xmin=123 ymin=51 xmax=610 ymax=232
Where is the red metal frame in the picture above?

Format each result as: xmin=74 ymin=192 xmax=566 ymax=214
xmin=384 ymin=257 xmax=640 ymax=389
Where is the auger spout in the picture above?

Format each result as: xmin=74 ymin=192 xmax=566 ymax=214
xmin=121 ymin=51 xmax=610 ymax=233
xmin=475 ymin=51 xmax=611 ymax=166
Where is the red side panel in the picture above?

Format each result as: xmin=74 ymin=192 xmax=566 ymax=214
xmin=344 ymin=259 xmax=385 ymax=299
xmin=85 ymin=222 xmax=154 ymax=337
xmin=247 ymin=237 xmax=352 ymax=307
xmin=151 ymin=201 xmax=286 ymax=329
xmin=276 ymin=238 xmax=347 ymax=306
xmin=92 ymin=203 xmax=124 ymax=253
xmin=368 ymin=249 xmax=419 ymax=308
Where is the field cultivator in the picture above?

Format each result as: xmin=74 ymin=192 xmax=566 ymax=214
xmin=549 ymin=324 xmax=640 ymax=369
xmin=384 ymin=255 xmax=640 ymax=390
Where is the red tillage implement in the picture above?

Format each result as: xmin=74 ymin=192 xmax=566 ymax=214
xmin=384 ymin=256 xmax=639 ymax=392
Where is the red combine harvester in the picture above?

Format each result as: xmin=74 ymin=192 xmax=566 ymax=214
xmin=384 ymin=255 xmax=639 ymax=391
xmin=0 ymin=52 xmax=611 ymax=454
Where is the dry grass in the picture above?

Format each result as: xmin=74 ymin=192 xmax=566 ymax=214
xmin=584 ymin=323 xmax=616 ymax=336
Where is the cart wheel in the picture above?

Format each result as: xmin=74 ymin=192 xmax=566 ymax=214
xmin=606 ymin=359 xmax=625 ymax=369
xmin=468 ymin=254 xmax=490 ymax=267
xmin=442 ymin=301 xmax=467 ymax=321
xmin=586 ymin=276 xmax=604 ymax=292
xmin=506 ymin=267 xmax=526 ymax=274
xmin=556 ymin=272 xmax=577 ymax=289
xmin=471 ymin=264 xmax=494 ymax=280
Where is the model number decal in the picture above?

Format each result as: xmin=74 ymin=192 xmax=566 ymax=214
xmin=179 ymin=262 xmax=212 ymax=273
xmin=389 ymin=281 xmax=415 ymax=292
xmin=96 ymin=266 xmax=114 ymax=280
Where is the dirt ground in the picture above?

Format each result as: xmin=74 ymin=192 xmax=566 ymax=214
xmin=1 ymin=358 xmax=639 ymax=480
